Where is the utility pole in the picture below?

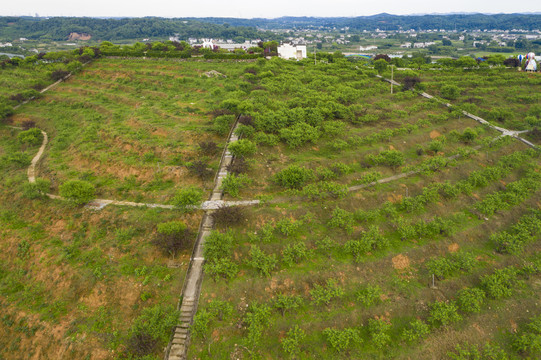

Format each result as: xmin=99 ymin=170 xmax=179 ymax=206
xmin=314 ymin=45 xmax=316 ymax=65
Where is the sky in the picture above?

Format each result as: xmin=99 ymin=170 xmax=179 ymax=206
xmin=2 ymin=0 xmax=540 ymax=18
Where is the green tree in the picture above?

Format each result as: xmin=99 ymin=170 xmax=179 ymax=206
xmin=59 ymin=180 xmax=96 ymax=205
xmin=374 ymin=59 xmax=388 ymax=74
xmin=171 ymin=186 xmax=203 ymax=211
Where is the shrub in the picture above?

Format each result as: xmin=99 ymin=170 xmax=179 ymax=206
xmin=59 ymin=180 xmax=95 ymax=205
xmin=199 ymin=141 xmax=218 ymax=156
xmin=440 ymin=84 xmax=461 ymax=100
xmin=205 ymin=258 xmax=238 ymax=281
xmin=22 ymin=178 xmax=51 ymax=199
xmin=213 ymin=114 xmax=236 ymax=135
xmin=221 ymin=174 xmax=249 ymax=197
xmin=282 ymin=325 xmax=305 ymax=358
xmin=253 ymin=131 xmax=279 ymax=146
xmin=310 ymin=279 xmax=344 ymax=305
xmin=323 ymin=327 xmax=361 ymax=352
xmin=279 ymin=122 xmax=320 ymax=148
xmin=21 ymin=120 xmax=36 ymax=130
xmin=126 ymin=331 xmax=158 ymax=357
xmin=244 ymin=303 xmax=272 ymax=349
xmin=460 ymin=128 xmax=478 ymax=143
xmin=153 ymin=221 xmax=192 ymax=257
xmin=368 ymin=319 xmax=392 ymax=349
xmin=51 ymin=69 xmax=70 ymax=81
xmin=282 ymin=242 xmax=310 ymax=266
xmin=187 ymin=160 xmax=213 ymax=179
xmin=449 ymin=342 xmax=509 ymax=360
xmin=402 ymin=319 xmax=430 ymax=343
xmin=228 ymin=139 xmax=257 ymax=157
xmin=192 ymin=310 xmax=212 ymax=339
xmin=368 ymin=150 xmax=405 ymax=168
xmin=512 ymin=315 xmax=541 ymax=355
xmin=428 ymin=301 xmax=462 ymax=327
xmin=403 ymin=76 xmax=421 ymax=91
xmin=17 ymin=128 xmax=43 ymax=146
xmin=328 ymin=207 xmax=354 ymax=234
xmin=212 ymin=205 xmax=245 ymax=227
xmin=171 ymin=186 xmax=203 ymax=211
xmin=274 ymin=165 xmax=314 ymax=189
xmin=356 ymin=285 xmax=382 ymax=307
xmin=227 ymin=156 xmax=249 ymax=174
xmin=481 ymin=267 xmax=519 ymax=299
xmin=456 ymin=287 xmax=485 ymax=313
xmin=301 ymin=181 xmax=348 ymax=200
xmin=248 ymin=245 xmax=277 ymax=277
xmin=273 ymin=294 xmax=303 ymax=316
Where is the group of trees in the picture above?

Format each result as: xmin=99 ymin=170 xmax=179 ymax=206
xmin=0 ymin=17 xmax=273 ymax=42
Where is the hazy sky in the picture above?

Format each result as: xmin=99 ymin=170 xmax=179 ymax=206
xmin=2 ymin=0 xmax=540 ymax=18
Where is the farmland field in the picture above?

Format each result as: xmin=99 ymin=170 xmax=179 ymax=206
xmin=1 ymin=55 xmax=540 ymax=360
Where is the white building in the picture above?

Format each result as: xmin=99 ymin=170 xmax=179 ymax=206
xmin=277 ymin=44 xmax=307 ymax=60
xmin=359 ymin=45 xmax=378 ymax=51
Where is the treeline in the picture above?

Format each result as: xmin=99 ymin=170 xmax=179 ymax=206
xmin=0 ymin=17 xmax=275 ymax=41
xmin=189 ymin=13 xmax=541 ymax=31
xmin=1 ymin=14 xmax=540 ymax=43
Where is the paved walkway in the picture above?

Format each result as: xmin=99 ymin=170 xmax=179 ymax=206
xmin=165 ymin=121 xmax=241 ymax=360
xmin=375 ymin=74 xmax=537 ymax=150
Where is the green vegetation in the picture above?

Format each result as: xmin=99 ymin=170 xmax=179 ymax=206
xmin=1 ymin=42 xmax=540 ymax=360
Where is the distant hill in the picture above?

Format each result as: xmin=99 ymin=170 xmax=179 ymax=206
xmin=0 ymin=14 xmax=540 ymax=42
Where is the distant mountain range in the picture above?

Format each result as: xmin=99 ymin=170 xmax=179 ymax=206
xmin=0 ymin=13 xmax=540 ymax=42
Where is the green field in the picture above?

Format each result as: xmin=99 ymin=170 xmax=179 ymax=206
xmin=1 ymin=54 xmax=540 ymax=360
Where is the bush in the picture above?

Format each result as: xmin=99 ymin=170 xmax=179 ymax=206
xmin=428 ymin=301 xmax=462 ymax=327
xmin=227 ymin=156 xmax=249 ymax=175
xmin=512 ymin=315 xmax=541 ymax=355
xmin=171 ymin=186 xmax=203 ymax=211
xmin=21 ymin=120 xmax=36 ymax=130
xmin=199 ymin=141 xmax=219 ymax=156
xmin=213 ymin=114 xmax=236 ymax=135
xmin=440 ymin=84 xmax=461 ymax=100
xmin=301 ymin=181 xmax=348 ymax=200
xmin=323 ymin=327 xmax=361 ymax=352
xmin=310 ymin=279 xmax=344 ymax=305
xmin=59 ymin=180 xmax=96 ymax=205
xmin=274 ymin=165 xmax=314 ymax=189
xmin=449 ymin=342 xmax=509 ymax=360
xmin=368 ymin=150 xmax=405 ymax=168
xmin=244 ymin=303 xmax=272 ymax=349
xmin=279 ymin=122 xmax=320 ymax=148
xmin=126 ymin=331 xmax=158 ymax=357
xmin=22 ymin=178 xmax=50 ymax=199
xmin=481 ymin=267 xmax=519 ymax=299
xmin=212 ymin=205 xmax=245 ymax=227
xmin=221 ymin=174 xmax=249 ymax=197
xmin=356 ymin=285 xmax=382 ymax=307
xmin=153 ymin=221 xmax=192 ymax=257
xmin=17 ymin=128 xmax=43 ymax=146
xmin=51 ymin=69 xmax=70 ymax=81
xmin=402 ymin=319 xmax=430 ymax=343
xmin=282 ymin=325 xmax=305 ymax=358
xmin=328 ymin=207 xmax=354 ymax=234
xmin=187 ymin=160 xmax=213 ymax=179
xmin=282 ymin=242 xmax=310 ymax=266
xmin=456 ymin=287 xmax=485 ymax=313
xmin=368 ymin=319 xmax=392 ymax=349
xmin=273 ymin=294 xmax=303 ymax=316
xmin=228 ymin=139 xmax=257 ymax=157
xmin=248 ymin=245 xmax=277 ymax=277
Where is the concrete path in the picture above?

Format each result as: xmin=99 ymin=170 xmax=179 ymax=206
xmin=376 ymin=74 xmax=537 ymax=150
xmin=165 ymin=121 xmax=241 ymax=360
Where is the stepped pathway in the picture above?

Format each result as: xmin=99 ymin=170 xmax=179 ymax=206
xmin=376 ymin=74 xmax=537 ymax=149
xmin=164 ymin=121 xmax=240 ymax=360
